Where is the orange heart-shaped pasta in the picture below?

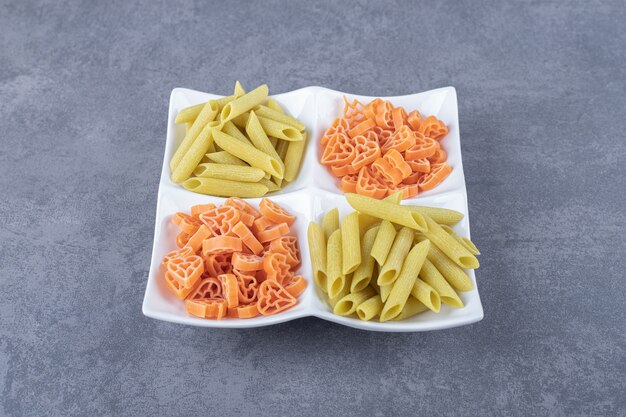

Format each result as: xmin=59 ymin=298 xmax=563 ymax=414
xmin=224 ymin=197 xmax=261 ymax=218
xmin=356 ymin=166 xmax=387 ymax=199
xmin=283 ymin=275 xmax=307 ymax=298
xmin=351 ymin=135 xmax=381 ymax=170
xmin=203 ymin=253 xmax=233 ymax=277
xmin=381 ymin=125 xmax=416 ymax=153
xmin=257 ymin=280 xmax=296 ymax=316
xmin=339 ymin=173 xmax=359 ymax=193
xmin=268 ymin=236 xmax=301 ymax=268
xmin=166 ymin=255 xmax=204 ymax=289
xmin=233 ymin=271 xmax=258 ymax=304
xmin=199 ymin=206 xmax=241 ymax=236
xmin=186 ymin=298 xmax=227 ymax=319
xmin=232 ymin=252 xmax=264 ymax=271
xmin=188 ymin=277 xmax=222 ymax=299
xmin=218 ymin=273 xmax=240 ymax=308
xmin=259 ymin=198 xmax=296 ymax=226
xmin=418 ymin=115 xmax=448 ymax=140
xmin=418 ymin=163 xmax=452 ymax=191
xmin=202 ymin=236 xmax=243 ymax=256
xmin=257 ymin=223 xmax=290 ymax=244
xmin=232 ymin=222 xmax=264 ymax=255
xmin=321 ymin=118 xmax=349 ymax=147
xmin=161 ymin=246 xmax=194 ymax=271
xmin=263 ymin=252 xmax=293 ymax=286
xmin=227 ymin=303 xmax=260 ymax=319
xmin=172 ymin=212 xmax=203 ymax=235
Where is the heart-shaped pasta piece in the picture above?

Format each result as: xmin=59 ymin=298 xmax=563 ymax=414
xmin=268 ymin=236 xmax=301 ymax=268
xmin=188 ymin=277 xmax=222 ymax=299
xmin=257 ymin=280 xmax=296 ymax=316
xmin=166 ymin=255 xmax=204 ymax=289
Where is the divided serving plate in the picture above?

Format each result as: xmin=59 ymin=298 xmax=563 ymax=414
xmin=142 ymin=86 xmax=484 ymax=332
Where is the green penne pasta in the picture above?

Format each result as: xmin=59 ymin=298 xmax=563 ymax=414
xmin=341 ymin=212 xmax=361 ymax=275
xmin=233 ymin=80 xmax=246 ymax=96
xmin=171 ymin=121 xmax=220 ymax=183
xmin=220 ymin=84 xmax=268 ymax=123
xmin=212 ymin=129 xmax=284 ymax=178
xmin=378 ymin=227 xmax=415 ymax=286
xmin=257 ymin=115 xmax=303 ymax=141
xmin=205 ymin=151 xmax=247 ymax=166
xmin=371 ymin=220 xmax=397 ymax=266
xmin=334 ymin=287 xmax=376 ymax=316
xmin=405 ymin=205 xmax=464 ymax=225
xmin=283 ymin=132 xmax=306 ymax=182
xmin=392 ymin=297 xmax=429 ymax=321
xmin=416 ymin=235 xmax=474 ymax=292
xmin=192 ymin=163 xmax=265 ymax=182
xmin=411 ymin=277 xmax=441 ymax=313
xmin=222 ymin=121 xmax=252 ymax=145
xmin=356 ymin=294 xmax=383 ymax=321
xmin=326 ymin=229 xmax=344 ymax=298
xmin=351 ymin=226 xmax=379 ymax=292
xmin=419 ymin=258 xmax=464 ymax=308
xmin=254 ymin=105 xmax=306 ymax=131
xmin=321 ymin=208 xmax=339 ymax=240
xmin=380 ymin=240 xmax=430 ymax=321
xmin=181 ymin=177 xmax=268 ymax=198
xmin=346 ymin=193 xmax=427 ymax=232
xmin=170 ymin=100 xmax=219 ymax=172
xmin=422 ymin=216 xmax=479 ymax=269
xmin=175 ymin=102 xmax=206 ymax=124
xmin=265 ymin=98 xmax=283 ymax=112
xmin=308 ymin=222 xmax=327 ymax=292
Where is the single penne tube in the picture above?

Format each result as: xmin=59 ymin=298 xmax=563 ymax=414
xmin=440 ymin=225 xmax=480 ymax=255
xmin=380 ymin=240 xmax=430 ymax=321
xmin=411 ymin=278 xmax=441 ymax=312
xmin=416 ymin=235 xmax=474 ymax=291
xmin=211 ymin=95 xmax=236 ymax=110
xmin=328 ymin=274 xmax=352 ymax=308
xmin=392 ymin=297 xmax=429 ymax=321
xmin=175 ymin=102 xmax=206 ymax=124
xmin=220 ymin=84 xmax=269 ymax=123
xmin=346 ymin=193 xmax=427 ymax=232
xmin=212 ymin=129 xmax=284 ymax=178
xmin=378 ymin=227 xmax=415 ymax=286
xmin=326 ymin=229 xmax=344 ymax=298
xmin=419 ymin=258 xmax=464 ymax=308
xmin=321 ymin=208 xmax=339 ymax=240
xmin=422 ymin=216 xmax=479 ymax=269
xmin=181 ymin=177 xmax=268 ymax=198
xmin=171 ymin=121 xmax=219 ymax=183
xmin=170 ymin=100 xmax=219 ymax=172
xmin=283 ymin=132 xmax=306 ymax=182
xmin=205 ymin=151 xmax=247 ymax=166
xmin=405 ymin=205 xmax=464 ymax=225
xmin=359 ymin=192 xmax=403 ymax=232
xmin=233 ymin=80 xmax=246 ymax=96
xmin=379 ymin=283 xmax=392 ymax=303
xmin=371 ymin=220 xmax=397 ymax=266
xmin=222 ymin=121 xmax=252 ymax=145
xmin=334 ymin=287 xmax=376 ymax=316
xmin=265 ymin=98 xmax=283 ymax=112
xmin=341 ymin=212 xmax=361 ymax=275
xmin=351 ymin=226 xmax=379 ymax=292
xmin=276 ymin=138 xmax=289 ymax=161
xmin=193 ymin=163 xmax=265 ymax=183
xmin=254 ymin=105 xmax=306 ymax=131
xmin=308 ymin=222 xmax=327 ymax=291
xmin=356 ymin=294 xmax=383 ymax=321
xmin=246 ymin=111 xmax=284 ymax=164
xmin=257 ymin=178 xmax=280 ymax=192
xmin=257 ymin=115 xmax=303 ymax=141
xmin=272 ymin=176 xmax=283 ymax=189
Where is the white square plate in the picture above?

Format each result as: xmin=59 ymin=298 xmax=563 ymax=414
xmin=142 ymin=86 xmax=483 ymax=332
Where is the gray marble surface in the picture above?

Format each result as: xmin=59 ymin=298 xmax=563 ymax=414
xmin=1 ymin=0 xmax=625 ymax=416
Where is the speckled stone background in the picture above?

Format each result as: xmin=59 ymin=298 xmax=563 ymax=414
xmin=1 ymin=0 xmax=625 ymax=416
